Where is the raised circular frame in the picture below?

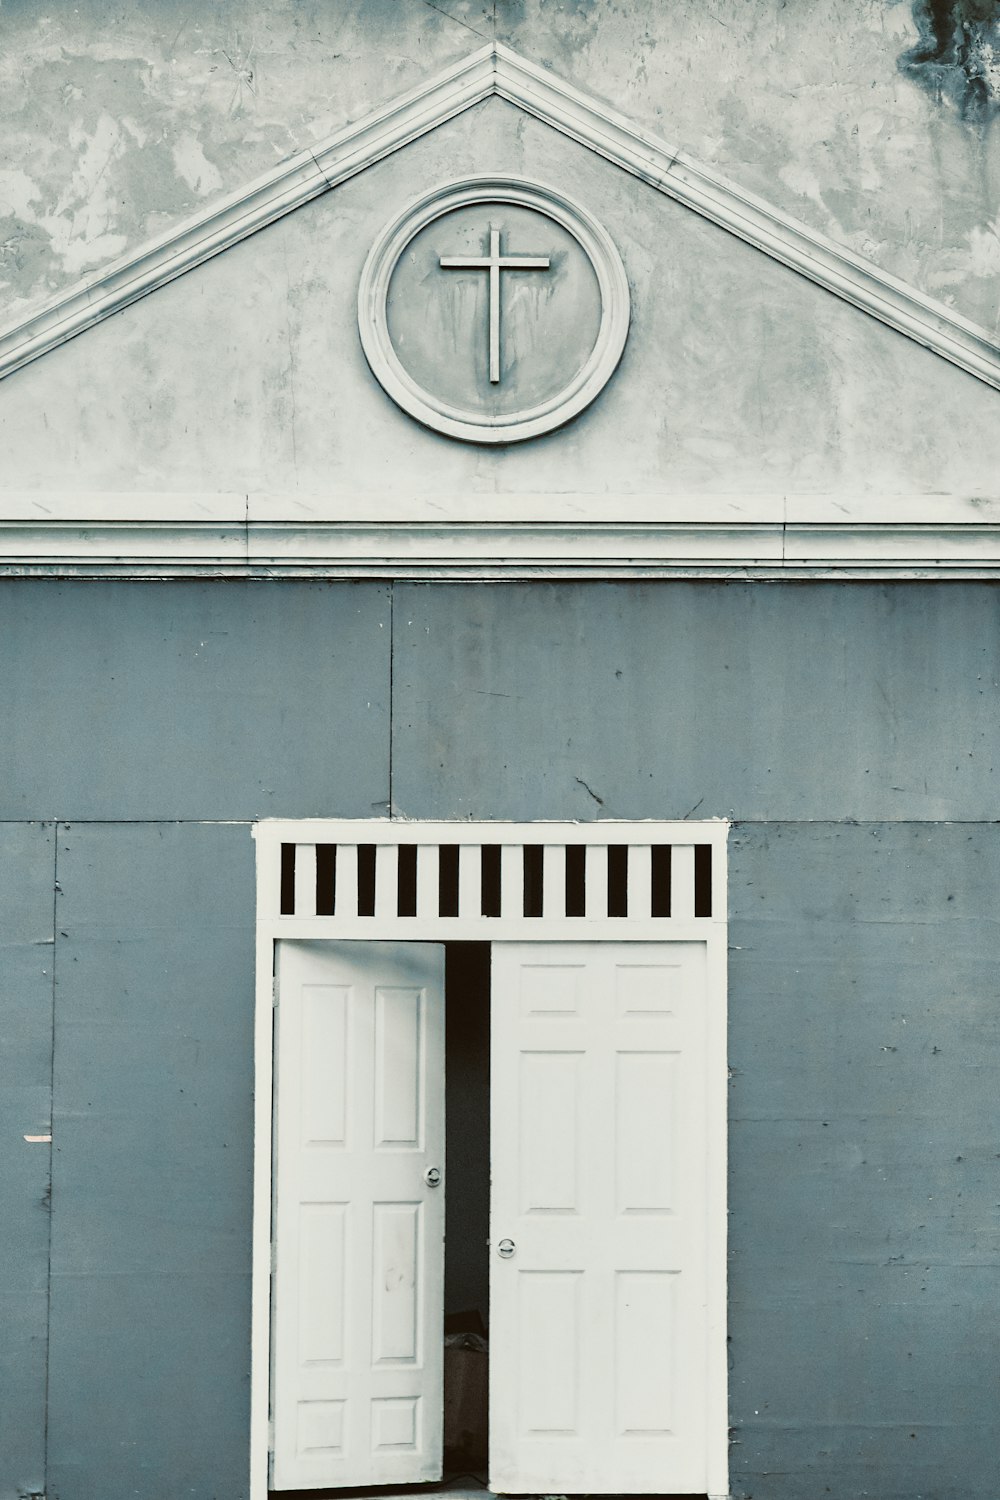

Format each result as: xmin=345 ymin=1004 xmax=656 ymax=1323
xmin=357 ymin=176 xmax=631 ymax=445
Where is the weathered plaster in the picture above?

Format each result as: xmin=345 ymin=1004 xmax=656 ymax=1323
xmin=2 ymin=98 xmax=1000 ymax=497
xmin=2 ymin=0 xmax=999 ymax=335
xmin=901 ymin=0 xmax=1000 ymax=122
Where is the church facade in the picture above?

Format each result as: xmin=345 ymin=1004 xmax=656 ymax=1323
xmin=2 ymin=7 xmax=999 ymax=1500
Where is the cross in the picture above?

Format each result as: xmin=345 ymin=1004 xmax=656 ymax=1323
xmin=440 ymin=226 xmax=550 ymax=384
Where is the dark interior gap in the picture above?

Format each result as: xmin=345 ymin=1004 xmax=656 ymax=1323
xmin=607 ymin=844 xmax=629 ymax=917
xmin=651 ymin=844 xmax=672 ymax=918
xmin=480 ymin=845 xmax=501 ymax=917
xmin=279 ymin=842 xmax=296 ymax=915
xmin=523 ymin=845 xmax=543 ymax=917
xmin=356 ymin=844 xmax=376 ymax=917
xmin=397 ymin=844 xmax=417 ymax=917
xmin=565 ymin=844 xmax=586 ymax=916
xmin=315 ymin=844 xmax=336 ymax=916
xmin=694 ymin=843 xmax=713 ymax=917
xmin=444 ymin=942 xmax=490 ymax=1471
xmin=438 ymin=845 xmax=460 ymax=917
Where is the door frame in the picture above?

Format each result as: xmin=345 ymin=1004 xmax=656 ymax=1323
xmin=251 ymin=819 xmax=730 ymax=1500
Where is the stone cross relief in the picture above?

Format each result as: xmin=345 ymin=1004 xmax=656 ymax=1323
xmin=440 ymin=226 xmax=550 ymax=383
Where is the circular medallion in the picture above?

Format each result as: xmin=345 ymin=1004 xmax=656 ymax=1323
xmin=358 ymin=176 xmax=630 ymax=444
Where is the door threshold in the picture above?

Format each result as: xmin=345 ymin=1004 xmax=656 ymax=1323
xmin=358 ymin=1481 xmax=490 ymax=1500
xmin=367 ymin=1488 xmax=488 ymax=1500
xmin=270 ymin=1485 xmax=715 ymax=1500
xmin=270 ymin=1475 xmax=490 ymax=1500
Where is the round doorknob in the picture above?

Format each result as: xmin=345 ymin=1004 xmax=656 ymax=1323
xmin=424 ymin=1166 xmax=442 ymax=1187
xmin=497 ymin=1238 xmax=516 ymax=1258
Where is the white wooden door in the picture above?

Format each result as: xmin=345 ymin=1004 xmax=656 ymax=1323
xmin=271 ymin=940 xmax=446 ymax=1491
xmin=489 ymin=942 xmax=711 ymax=1495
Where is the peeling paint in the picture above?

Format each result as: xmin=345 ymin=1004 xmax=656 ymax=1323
xmin=172 ymin=132 xmax=224 ymax=195
xmin=966 ymin=209 xmax=1000 ymax=272
xmin=900 ymin=0 xmax=1000 ymax=120
xmin=0 ymin=214 xmax=57 ymax=303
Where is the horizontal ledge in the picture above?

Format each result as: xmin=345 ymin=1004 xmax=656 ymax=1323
xmin=254 ymin=817 xmax=728 ymax=842
xmin=257 ymin=917 xmax=723 ymax=942
xmin=5 ymin=501 xmax=1000 ymax=576
xmin=3 ymin=491 xmax=1000 ymax=524
xmin=6 ymin=564 xmax=1000 ymax=580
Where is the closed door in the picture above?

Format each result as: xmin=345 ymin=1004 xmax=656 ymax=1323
xmin=489 ymin=941 xmax=712 ymax=1495
xmin=271 ymin=940 xmax=446 ymax=1491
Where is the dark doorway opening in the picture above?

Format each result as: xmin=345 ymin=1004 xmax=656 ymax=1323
xmin=443 ymin=943 xmax=491 ymax=1479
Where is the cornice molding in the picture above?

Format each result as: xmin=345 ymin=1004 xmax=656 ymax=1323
xmin=4 ymin=493 xmax=1000 ymax=579
xmin=0 ymin=43 xmax=998 ymax=393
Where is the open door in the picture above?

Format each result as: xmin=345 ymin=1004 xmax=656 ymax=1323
xmin=271 ymin=940 xmax=446 ymax=1491
xmin=489 ymin=942 xmax=711 ymax=1495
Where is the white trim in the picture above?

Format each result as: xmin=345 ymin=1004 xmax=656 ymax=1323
xmin=1 ymin=43 xmax=999 ymax=396
xmin=704 ymin=878 xmax=730 ymax=1500
xmin=249 ymin=871 xmax=276 ymax=1500
xmin=257 ymin=816 xmax=729 ymax=843
xmin=265 ymin=915 xmax=717 ymax=942
xmin=249 ymin=819 xmax=729 ymax=1500
xmin=357 ymin=176 xmax=630 ymax=443
xmin=4 ymin=491 xmax=1000 ymax=578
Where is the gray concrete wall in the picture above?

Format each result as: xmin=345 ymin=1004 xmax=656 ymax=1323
xmin=728 ymin=821 xmax=1000 ymax=1500
xmin=0 ymin=822 xmax=52 ymax=1500
xmin=391 ymin=580 xmax=1000 ymax=822
xmin=47 ymin=822 xmax=256 ymax=1500
xmin=0 ymin=580 xmax=391 ymax=821
xmin=1 ymin=579 xmax=998 ymax=1500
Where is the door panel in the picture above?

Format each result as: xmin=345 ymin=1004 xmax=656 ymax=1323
xmin=272 ymin=940 xmax=446 ymax=1491
xmin=489 ymin=942 xmax=710 ymax=1495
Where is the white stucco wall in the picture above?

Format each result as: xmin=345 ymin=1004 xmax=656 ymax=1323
xmin=3 ymin=0 xmax=999 ymax=334
xmin=2 ymin=95 xmax=999 ymax=498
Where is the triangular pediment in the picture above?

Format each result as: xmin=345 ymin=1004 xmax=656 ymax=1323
xmin=1 ymin=41 xmax=998 ymax=394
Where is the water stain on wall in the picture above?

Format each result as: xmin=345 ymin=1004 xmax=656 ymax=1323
xmin=900 ymin=0 xmax=1000 ymax=122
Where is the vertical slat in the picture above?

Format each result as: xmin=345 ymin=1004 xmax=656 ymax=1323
xmin=585 ymin=844 xmax=609 ymax=920
xmin=416 ymin=844 xmax=439 ymax=919
xmin=711 ymin=834 xmax=727 ymax=923
xmin=294 ymin=843 xmax=317 ymax=918
xmin=489 ymin=227 xmax=501 ymax=383
xmin=628 ymin=844 xmax=652 ymax=921
xmin=542 ymin=844 xmax=566 ymax=918
xmin=500 ymin=845 xmax=522 ymax=919
xmin=374 ymin=844 xmax=398 ymax=918
xmin=258 ymin=833 xmax=284 ymax=921
xmin=458 ymin=845 xmax=481 ymax=919
xmin=671 ymin=844 xmax=696 ymax=920
xmin=336 ymin=844 xmax=359 ymax=919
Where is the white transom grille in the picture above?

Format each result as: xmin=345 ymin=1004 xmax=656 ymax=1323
xmin=254 ymin=821 xmax=727 ymax=939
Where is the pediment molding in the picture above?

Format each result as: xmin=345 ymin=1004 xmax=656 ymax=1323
xmin=5 ymin=491 xmax=1000 ymax=580
xmin=0 ymin=42 xmax=999 ymax=395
